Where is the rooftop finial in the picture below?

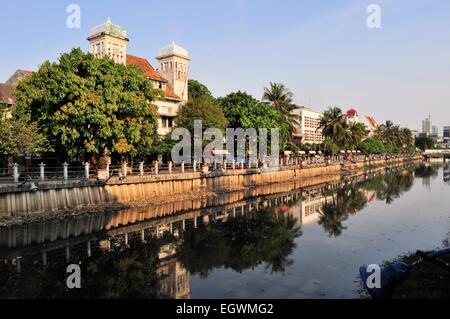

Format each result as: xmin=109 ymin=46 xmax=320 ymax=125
xmin=107 ymin=17 xmax=111 ymax=24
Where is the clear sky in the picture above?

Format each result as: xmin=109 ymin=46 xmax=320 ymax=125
xmin=1 ymin=0 xmax=449 ymax=132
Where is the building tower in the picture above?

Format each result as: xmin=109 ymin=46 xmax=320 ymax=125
xmin=422 ymin=114 xmax=432 ymax=136
xmin=156 ymin=42 xmax=190 ymax=103
xmin=87 ymin=18 xmax=129 ymax=65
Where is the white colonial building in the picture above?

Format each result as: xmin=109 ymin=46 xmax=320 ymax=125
xmin=346 ymin=108 xmax=378 ymax=135
xmin=87 ymin=19 xmax=190 ymax=135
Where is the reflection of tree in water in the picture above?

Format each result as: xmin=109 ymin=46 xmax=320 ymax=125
xmin=414 ymin=165 xmax=438 ymax=179
xmin=0 ymin=241 xmax=161 ymax=299
xmin=361 ymin=168 xmax=414 ymax=204
xmin=319 ymin=168 xmax=415 ymax=237
xmin=177 ymin=209 xmax=301 ymax=278
xmin=318 ymin=186 xmax=366 ymax=237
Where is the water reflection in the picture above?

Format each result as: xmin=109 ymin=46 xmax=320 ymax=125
xmin=444 ymin=163 xmax=450 ymax=184
xmin=177 ymin=209 xmax=301 ymax=277
xmin=0 ymin=163 xmax=439 ymax=299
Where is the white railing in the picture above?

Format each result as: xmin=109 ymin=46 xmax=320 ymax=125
xmin=0 ymin=153 xmax=419 ymax=185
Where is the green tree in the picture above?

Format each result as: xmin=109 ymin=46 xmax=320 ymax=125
xmin=188 ymin=79 xmax=214 ymax=101
xmin=318 ymin=107 xmax=348 ymax=156
xmin=262 ymin=82 xmax=299 ymax=141
xmin=175 ymin=96 xmax=228 ymax=134
xmin=0 ymin=102 xmax=49 ymax=159
xmin=358 ymin=137 xmax=386 ymax=154
xmin=373 ymin=120 xmax=414 ymax=153
xmin=400 ymin=128 xmax=415 ymax=150
xmin=348 ymin=122 xmax=369 ymax=149
xmin=415 ymin=135 xmax=435 ymax=151
xmin=14 ymin=48 xmax=159 ymax=162
xmin=218 ymin=91 xmax=281 ymax=129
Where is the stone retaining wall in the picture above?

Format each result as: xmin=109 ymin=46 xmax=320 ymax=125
xmin=0 ymin=156 xmax=422 ymax=217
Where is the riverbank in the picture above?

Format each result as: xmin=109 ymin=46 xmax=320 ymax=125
xmin=0 ymin=155 xmax=422 ymax=217
xmin=388 ymin=252 xmax=450 ymax=299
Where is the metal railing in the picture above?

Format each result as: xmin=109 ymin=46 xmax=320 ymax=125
xmin=0 ymin=153 xmax=421 ymax=185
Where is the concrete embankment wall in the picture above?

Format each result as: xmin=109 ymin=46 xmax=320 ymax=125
xmin=0 ymin=156 xmax=422 ymax=217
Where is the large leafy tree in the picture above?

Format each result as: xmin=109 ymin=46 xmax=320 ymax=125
xmin=218 ymin=91 xmax=281 ymax=129
xmin=14 ymin=48 xmax=159 ymax=161
xmin=175 ymin=96 xmax=228 ymax=134
xmin=188 ymin=79 xmax=214 ymax=101
xmin=218 ymin=91 xmax=289 ymax=155
xmin=415 ymin=135 xmax=435 ymax=151
xmin=0 ymin=102 xmax=48 ymax=159
xmin=358 ymin=137 xmax=386 ymax=154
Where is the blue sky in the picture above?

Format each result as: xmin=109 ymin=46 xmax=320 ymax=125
xmin=1 ymin=0 xmax=449 ymax=131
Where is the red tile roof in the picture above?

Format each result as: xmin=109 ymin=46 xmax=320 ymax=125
xmin=126 ymin=54 xmax=166 ymax=82
xmin=347 ymin=108 xmax=358 ymax=117
xmin=164 ymin=83 xmax=181 ymax=100
xmin=126 ymin=54 xmax=181 ymax=101
xmin=365 ymin=116 xmax=378 ymax=129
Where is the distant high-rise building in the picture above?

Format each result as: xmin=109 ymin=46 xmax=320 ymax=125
xmin=432 ymin=125 xmax=439 ymax=136
xmin=422 ymin=115 xmax=432 ymax=136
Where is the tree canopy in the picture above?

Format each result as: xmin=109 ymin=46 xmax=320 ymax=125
xmin=0 ymin=102 xmax=48 ymax=158
xmin=374 ymin=121 xmax=414 ymax=153
xmin=319 ymin=107 xmax=348 ymax=155
xmin=14 ymin=48 xmax=160 ymax=160
xmin=175 ymin=96 xmax=228 ymax=133
xmin=262 ymin=82 xmax=298 ymax=142
xmin=218 ymin=91 xmax=281 ymax=129
xmin=319 ymin=107 xmax=415 ymax=155
xmin=188 ymin=79 xmax=214 ymax=101
xmin=415 ymin=135 xmax=435 ymax=151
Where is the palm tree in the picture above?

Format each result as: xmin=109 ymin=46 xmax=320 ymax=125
xmin=400 ymin=128 xmax=414 ymax=150
xmin=348 ymin=122 xmax=369 ymax=149
xmin=262 ymin=82 xmax=294 ymax=115
xmin=318 ymin=107 xmax=347 ymax=157
xmin=262 ymin=82 xmax=299 ymax=141
xmin=375 ymin=120 xmax=402 ymax=151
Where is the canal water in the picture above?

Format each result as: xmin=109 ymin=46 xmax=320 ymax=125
xmin=0 ymin=163 xmax=449 ymax=299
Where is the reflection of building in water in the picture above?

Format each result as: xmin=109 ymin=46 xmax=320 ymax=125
xmin=444 ymin=165 xmax=450 ymax=183
xmin=158 ymin=260 xmax=190 ymax=299
xmin=158 ymin=242 xmax=190 ymax=299
xmin=288 ymin=186 xmax=334 ymax=225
